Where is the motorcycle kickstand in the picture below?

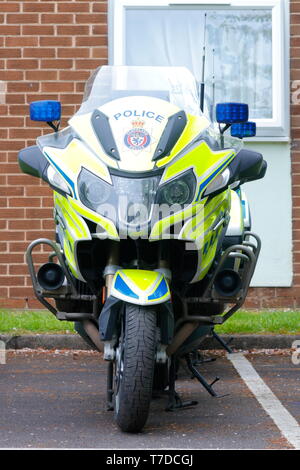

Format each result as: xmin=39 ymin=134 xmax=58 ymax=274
xmin=165 ymin=356 xmax=198 ymax=412
xmin=185 ymin=353 xmax=229 ymax=398
xmin=212 ymin=329 xmax=234 ymax=354
xmin=106 ymin=361 xmax=114 ymax=411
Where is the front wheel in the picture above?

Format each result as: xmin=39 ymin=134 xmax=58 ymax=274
xmin=114 ymin=303 xmax=157 ymax=433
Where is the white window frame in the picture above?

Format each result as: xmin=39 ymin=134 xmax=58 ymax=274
xmin=108 ymin=0 xmax=290 ymax=141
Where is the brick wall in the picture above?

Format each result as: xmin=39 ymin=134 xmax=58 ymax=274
xmin=0 ymin=0 xmax=297 ymax=309
xmin=0 ymin=0 xmax=108 ymax=308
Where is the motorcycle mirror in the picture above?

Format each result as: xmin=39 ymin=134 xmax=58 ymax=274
xmin=29 ymin=100 xmax=61 ymax=132
xmin=216 ymin=102 xmax=249 ymax=125
xmin=231 ymin=121 xmax=256 ymax=139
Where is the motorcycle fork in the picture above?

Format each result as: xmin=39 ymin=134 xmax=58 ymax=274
xmin=103 ymin=241 xmax=120 ymax=298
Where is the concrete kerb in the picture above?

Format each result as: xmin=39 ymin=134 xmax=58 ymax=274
xmin=0 ymin=334 xmax=298 ymax=352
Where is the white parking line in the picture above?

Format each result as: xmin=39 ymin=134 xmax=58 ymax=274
xmin=227 ymin=352 xmax=300 ymax=450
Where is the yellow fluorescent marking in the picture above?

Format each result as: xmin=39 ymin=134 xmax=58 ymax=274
xmin=162 ymin=141 xmax=234 ymax=182
xmin=156 ymin=114 xmax=210 ymax=168
xmin=119 ymin=269 xmax=161 ymax=292
xmin=45 ymin=138 xmax=111 ymax=184
xmin=149 ymin=202 xmax=203 ymax=239
xmin=180 ymin=191 xmax=229 ymax=240
xmin=54 ymin=193 xmax=90 ymax=239
xmin=68 ymin=198 xmax=119 ymax=240
xmin=69 ymin=115 xmax=118 ymax=169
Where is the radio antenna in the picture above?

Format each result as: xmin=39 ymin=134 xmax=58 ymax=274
xmin=200 ymin=12 xmax=207 ymax=112
xmin=211 ymin=48 xmax=215 ymax=120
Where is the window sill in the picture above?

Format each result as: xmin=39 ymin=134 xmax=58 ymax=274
xmin=243 ymin=136 xmax=290 ymax=143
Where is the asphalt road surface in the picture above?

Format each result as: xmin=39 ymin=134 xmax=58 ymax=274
xmin=0 ymin=349 xmax=299 ymax=450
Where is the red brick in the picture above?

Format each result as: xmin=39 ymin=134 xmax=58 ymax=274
xmin=25 ymin=70 xmax=58 ymax=81
xmin=9 ymin=264 xmax=31 ymax=275
xmin=0 ymin=3 xmax=20 ymax=12
xmin=25 ymin=208 xmax=52 ymax=219
xmin=6 ymin=94 xmax=26 ymax=104
xmin=0 ymin=254 xmax=25 ymax=264
xmin=9 ymin=242 xmax=32 ymax=253
xmin=7 ymin=82 xmax=39 ymax=93
xmin=7 ymin=175 xmax=35 ymax=186
xmin=0 ymin=276 xmax=25 ymax=286
xmin=25 ymin=186 xmax=52 ymax=197
xmin=7 ymin=14 xmax=39 ymax=24
xmin=59 ymin=94 xmax=82 ymax=105
xmin=92 ymin=24 xmax=108 ymax=35
xmin=58 ymin=2 xmax=90 ymax=12
xmin=23 ymin=48 xmax=56 ymax=58
xmin=39 ymin=37 xmax=73 ymax=47
xmin=7 ymin=59 xmax=39 ymax=69
xmin=92 ymin=3 xmax=107 ymax=13
xmin=23 ymin=2 xmax=55 ymax=12
xmin=0 ymin=289 xmax=9 ymax=299
xmin=57 ymin=48 xmax=90 ymax=58
xmin=0 ymin=49 xmax=21 ymax=58
xmin=40 ymin=59 xmax=73 ymax=69
xmin=22 ymin=25 xmax=54 ymax=35
xmin=75 ymin=59 xmax=107 ymax=70
xmin=92 ymin=47 xmax=108 ymax=59
xmin=76 ymin=36 xmax=107 ymax=47
xmin=9 ymin=219 xmax=41 ymax=230
xmin=41 ymin=14 xmax=74 ymax=24
xmin=59 ymin=70 xmax=90 ymax=81
xmin=9 ymin=197 xmax=41 ymax=207
xmin=41 ymin=82 xmax=75 ymax=93
xmin=0 ymin=70 xmax=24 ymax=81
xmin=0 ymin=186 xmax=24 ymax=197
xmin=75 ymin=13 xmax=106 ymax=24
xmin=56 ymin=25 xmax=89 ymax=35
xmin=0 ymin=265 xmax=8 ymax=275
xmin=9 ymin=287 xmax=33 ymax=298
xmin=0 ymin=25 xmax=21 ymax=35
xmin=8 ymin=105 xmax=30 ymax=116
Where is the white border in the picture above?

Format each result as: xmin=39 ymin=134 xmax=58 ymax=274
xmin=108 ymin=0 xmax=290 ymax=138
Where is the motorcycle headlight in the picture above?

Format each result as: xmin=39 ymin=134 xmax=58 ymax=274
xmin=112 ymin=174 xmax=161 ymax=225
xmin=78 ymin=168 xmax=112 ymax=212
xmin=203 ymin=168 xmax=230 ymax=197
xmin=157 ymin=170 xmax=196 ymax=206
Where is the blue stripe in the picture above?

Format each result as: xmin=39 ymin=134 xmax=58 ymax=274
xmin=148 ymin=278 xmax=168 ymax=300
xmin=196 ymin=153 xmax=234 ymax=201
xmin=114 ymin=274 xmax=139 ymax=299
xmin=44 ymin=151 xmax=77 ymax=198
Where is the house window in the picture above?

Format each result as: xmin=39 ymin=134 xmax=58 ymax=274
xmin=109 ymin=0 xmax=289 ymax=139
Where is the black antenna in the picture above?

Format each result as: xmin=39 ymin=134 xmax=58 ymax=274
xmin=200 ymin=12 xmax=207 ymax=112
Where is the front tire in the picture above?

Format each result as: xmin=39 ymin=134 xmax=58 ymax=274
xmin=114 ymin=303 xmax=157 ymax=433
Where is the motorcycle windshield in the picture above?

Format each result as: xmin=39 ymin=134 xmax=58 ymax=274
xmin=75 ymin=65 xmax=203 ymax=118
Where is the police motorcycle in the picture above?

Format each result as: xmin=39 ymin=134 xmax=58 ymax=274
xmin=18 ymin=65 xmax=266 ymax=433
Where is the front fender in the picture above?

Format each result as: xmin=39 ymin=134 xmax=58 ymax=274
xmin=111 ymin=269 xmax=171 ymax=306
